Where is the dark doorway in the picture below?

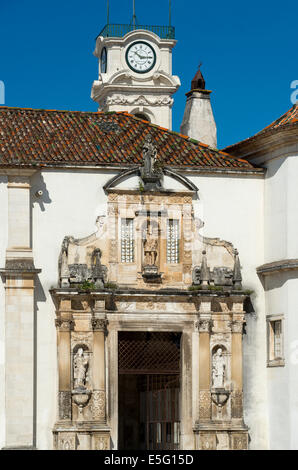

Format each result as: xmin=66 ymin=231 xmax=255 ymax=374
xmin=118 ymin=332 xmax=181 ymax=450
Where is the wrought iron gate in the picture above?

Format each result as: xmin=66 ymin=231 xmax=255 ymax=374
xmin=118 ymin=332 xmax=181 ymax=450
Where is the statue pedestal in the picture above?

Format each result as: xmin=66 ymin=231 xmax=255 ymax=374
xmin=142 ymin=265 xmax=162 ymax=282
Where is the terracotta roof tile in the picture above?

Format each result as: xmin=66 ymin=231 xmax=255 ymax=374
xmin=224 ymin=104 xmax=298 ymax=152
xmin=0 ymin=107 xmax=258 ymax=171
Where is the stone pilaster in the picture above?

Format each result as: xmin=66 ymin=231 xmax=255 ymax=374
xmin=55 ymin=303 xmax=74 ymax=422
xmin=0 ymin=169 xmax=40 ymax=449
xmin=196 ymin=303 xmax=212 ymax=422
xmin=231 ymin=299 xmax=245 ymax=421
xmin=91 ymin=302 xmax=108 ymax=423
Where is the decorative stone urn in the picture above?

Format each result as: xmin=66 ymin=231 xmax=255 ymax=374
xmin=211 ymin=389 xmax=230 ymax=408
xmin=211 ymin=389 xmax=230 ymax=419
xmin=72 ymin=389 xmax=92 ymax=421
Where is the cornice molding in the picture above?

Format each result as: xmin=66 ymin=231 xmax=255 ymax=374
xmin=257 ymin=259 xmax=298 ymax=275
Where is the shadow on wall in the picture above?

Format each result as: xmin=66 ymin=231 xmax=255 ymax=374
xmin=0 ymin=175 xmax=8 ymax=185
xmin=31 ymin=172 xmax=52 ymax=212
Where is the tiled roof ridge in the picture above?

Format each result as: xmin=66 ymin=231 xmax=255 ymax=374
xmin=0 ymin=105 xmax=257 ymax=170
xmin=256 ymin=103 xmax=298 ymax=134
xmin=0 ymin=105 xmax=247 ymax=163
xmin=119 ymin=111 xmax=239 ymax=161
xmin=224 ymin=103 xmax=298 ymax=152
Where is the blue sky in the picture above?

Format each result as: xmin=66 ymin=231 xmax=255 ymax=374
xmin=0 ymin=0 xmax=297 ymax=148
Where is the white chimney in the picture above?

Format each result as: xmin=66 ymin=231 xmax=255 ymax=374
xmin=180 ymin=68 xmax=217 ymax=148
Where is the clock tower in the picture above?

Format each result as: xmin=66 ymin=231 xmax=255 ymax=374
xmin=91 ymin=22 xmax=180 ymax=130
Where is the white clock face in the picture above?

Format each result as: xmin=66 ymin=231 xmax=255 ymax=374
xmin=126 ymin=41 xmax=156 ymax=73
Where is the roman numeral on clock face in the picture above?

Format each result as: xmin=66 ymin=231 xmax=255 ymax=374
xmin=126 ymin=42 xmax=156 ymax=73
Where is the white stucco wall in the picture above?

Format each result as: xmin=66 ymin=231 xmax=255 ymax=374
xmin=0 ymin=175 xmax=8 ymax=449
xmin=264 ymin=155 xmax=298 ymax=262
xmin=262 ymin=149 xmax=298 ymax=449
xmin=188 ymin=172 xmax=268 ymax=449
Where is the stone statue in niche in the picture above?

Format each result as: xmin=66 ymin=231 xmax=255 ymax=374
xmin=212 ymin=348 xmax=226 ymax=389
xmin=73 ymin=348 xmax=89 ymax=389
xmin=144 ymin=223 xmax=158 ymax=266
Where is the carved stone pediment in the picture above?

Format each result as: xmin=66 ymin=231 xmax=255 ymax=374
xmin=58 ymin=215 xmax=109 ymax=288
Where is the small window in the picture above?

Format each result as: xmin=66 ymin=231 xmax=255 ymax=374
xmin=267 ymin=315 xmax=285 ymax=367
xmin=121 ymin=219 xmax=134 ymax=263
xmin=167 ymin=219 xmax=179 ymax=264
xmin=134 ymin=113 xmax=150 ymax=122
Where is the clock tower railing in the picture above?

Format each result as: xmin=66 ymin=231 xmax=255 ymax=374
xmin=97 ymin=23 xmax=175 ymax=40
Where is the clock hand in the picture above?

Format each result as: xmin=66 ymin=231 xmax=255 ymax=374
xmin=135 ymin=51 xmax=147 ymax=60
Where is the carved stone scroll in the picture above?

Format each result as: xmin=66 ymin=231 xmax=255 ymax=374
xmin=91 ymin=390 xmax=106 ymax=421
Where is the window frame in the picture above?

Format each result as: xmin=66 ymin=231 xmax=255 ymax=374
xmin=120 ymin=218 xmax=135 ymax=264
xmin=166 ymin=219 xmax=180 ymax=265
xmin=266 ymin=314 xmax=285 ymax=367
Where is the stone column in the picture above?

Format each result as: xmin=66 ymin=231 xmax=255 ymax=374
xmin=56 ymin=302 xmax=74 ymax=422
xmin=91 ymin=301 xmax=108 ymax=423
xmin=0 ymin=169 xmax=40 ymax=449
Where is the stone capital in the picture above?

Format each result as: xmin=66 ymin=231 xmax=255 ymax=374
xmin=196 ymin=317 xmax=213 ymax=333
xmin=55 ymin=318 xmax=75 ymax=331
xmin=230 ymin=320 xmax=243 ymax=334
xmin=92 ymin=318 xmax=109 ymax=333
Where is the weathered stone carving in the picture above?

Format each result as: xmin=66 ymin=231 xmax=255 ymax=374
xmin=105 ymin=94 xmax=173 ymax=107
xmin=233 ymin=249 xmax=242 ymax=288
xmin=91 ymin=249 xmax=106 ymax=289
xmin=212 ymin=348 xmax=226 ymax=388
xmin=92 ymin=318 xmax=108 ymax=333
xmin=58 ymin=215 xmax=109 ymax=288
xmin=231 ymin=320 xmax=243 ymax=334
xmin=144 ymin=224 xmax=158 ymax=266
xmin=142 ymin=219 xmax=161 ymax=280
xmin=73 ymin=348 xmax=89 ymax=389
xmin=231 ymin=434 xmax=248 ymax=450
xmin=71 ymin=332 xmax=93 ymax=352
xmin=91 ymin=390 xmax=106 ymax=421
xmin=55 ymin=318 xmax=74 ymax=331
xmin=72 ymin=389 xmax=92 ymax=421
xmin=199 ymin=390 xmax=212 ymax=419
xmin=199 ymin=433 xmax=216 ymax=450
xmin=58 ymin=391 xmax=72 ymax=420
xmin=93 ymin=434 xmax=110 ymax=450
xmin=58 ymin=432 xmax=76 ymax=450
xmin=196 ymin=318 xmax=213 ymax=333
xmin=231 ymin=390 xmax=243 ymax=419
xmin=216 ymin=433 xmax=230 ymax=450
xmin=200 ymin=250 xmax=210 ymax=287
xmin=140 ymin=135 xmax=163 ymax=191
